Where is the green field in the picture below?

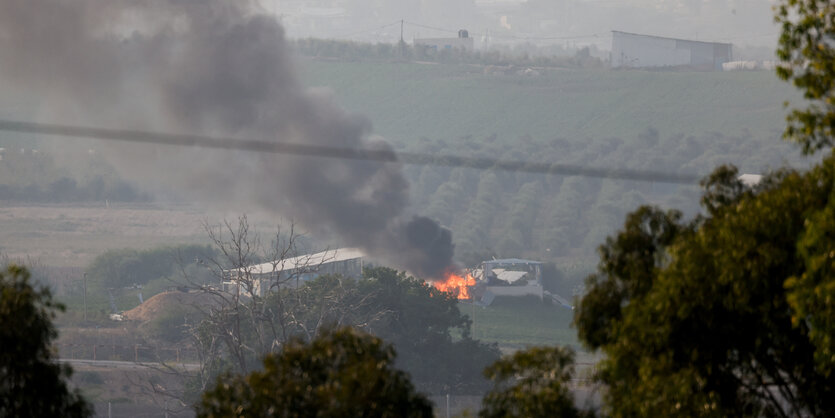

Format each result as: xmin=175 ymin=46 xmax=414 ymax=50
xmin=298 ymin=58 xmax=810 ymax=269
xmin=300 ymin=59 xmax=799 ymax=146
xmin=464 ymin=296 xmax=578 ymax=349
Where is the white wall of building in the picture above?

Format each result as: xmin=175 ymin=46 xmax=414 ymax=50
xmin=612 ymin=32 xmax=690 ymax=68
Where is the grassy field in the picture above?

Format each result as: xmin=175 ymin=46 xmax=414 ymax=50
xmin=0 ymin=204 xmax=208 ymax=267
xmin=463 ymin=295 xmax=578 ymax=350
xmin=0 ymin=204 xmax=289 ymax=268
xmin=300 ymin=59 xmax=798 ymax=146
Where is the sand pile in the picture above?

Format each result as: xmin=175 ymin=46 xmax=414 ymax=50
xmin=123 ymin=290 xmax=214 ymax=322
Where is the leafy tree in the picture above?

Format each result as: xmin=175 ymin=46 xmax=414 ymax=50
xmin=86 ymin=244 xmax=214 ymax=289
xmin=0 ymin=265 xmax=91 ymax=417
xmin=196 ymin=327 xmax=433 ymax=418
xmin=776 ymin=0 xmax=835 ymax=154
xmin=499 ymin=181 xmax=541 ymax=253
xmin=360 ymin=267 xmax=501 ymax=394
xmin=425 ymin=180 xmax=466 ymax=227
xmin=569 ymin=5 xmax=835 ymax=414
xmin=455 ymin=172 xmax=501 ymax=251
xmin=575 ymin=161 xmax=835 ymax=416
xmin=480 ymin=346 xmax=589 ymax=418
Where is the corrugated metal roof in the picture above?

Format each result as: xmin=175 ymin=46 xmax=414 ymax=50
xmin=230 ymin=248 xmax=364 ymax=275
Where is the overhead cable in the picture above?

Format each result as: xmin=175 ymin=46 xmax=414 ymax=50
xmin=0 ymin=119 xmax=701 ymax=185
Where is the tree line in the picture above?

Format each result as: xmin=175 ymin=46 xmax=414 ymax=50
xmin=292 ymin=38 xmax=604 ymax=69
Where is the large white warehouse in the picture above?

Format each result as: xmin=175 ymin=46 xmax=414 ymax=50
xmin=611 ymin=31 xmax=733 ymax=71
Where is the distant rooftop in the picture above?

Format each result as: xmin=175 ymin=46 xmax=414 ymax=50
xmin=612 ymin=30 xmax=733 ymax=47
xmin=230 ymin=248 xmax=364 ymax=276
xmin=738 ymin=174 xmax=763 ymax=187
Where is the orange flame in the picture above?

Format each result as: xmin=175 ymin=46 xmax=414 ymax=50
xmin=433 ymin=271 xmax=477 ymax=300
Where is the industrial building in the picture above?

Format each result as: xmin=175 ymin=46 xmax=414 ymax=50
xmin=224 ymin=247 xmax=364 ymax=297
xmin=611 ymin=31 xmax=732 ymax=71
xmin=414 ymin=29 xmax=474 ymax=52
xmin=469 ymin=258 xmax=572 ymax=308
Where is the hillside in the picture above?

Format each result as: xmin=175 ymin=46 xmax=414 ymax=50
xmin=300 ymin=59 xmax=814 ymax=278
xmin=299 ymin=59 xmax=799 ymax=146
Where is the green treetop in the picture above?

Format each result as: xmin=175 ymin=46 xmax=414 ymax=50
xmin=0 ymin=265 xmax=91 ymax=417
xmin=776 ymin=0 xmax=835 ymax=154
xmin=197 ymin=326 xmax=433 ymax=418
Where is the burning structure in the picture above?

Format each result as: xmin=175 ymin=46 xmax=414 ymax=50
xmin=431 ymin=259 xmax=545 ymax=303
xmin=432 ymin=270 xmax=478 ymax=300
xmin=445 ymin=258 xmax=572 ymax=309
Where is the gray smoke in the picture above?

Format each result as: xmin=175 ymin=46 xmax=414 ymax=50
xmin=0 ymin=0 xmax=454 ymax=279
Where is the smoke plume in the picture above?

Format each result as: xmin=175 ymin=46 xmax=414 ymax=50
xmin=0 ymin=0 xmax=454 ymax=279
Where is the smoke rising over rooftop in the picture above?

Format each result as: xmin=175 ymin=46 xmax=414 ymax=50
xmin=0 ymin=0 xmax=454 ymax=279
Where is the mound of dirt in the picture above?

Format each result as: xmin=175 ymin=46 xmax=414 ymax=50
xmin=123 ymin=290 xmax=214 ymax=323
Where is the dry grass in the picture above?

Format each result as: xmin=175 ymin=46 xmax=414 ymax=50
xmin=0 ymin=203 xmax=283 ymax=268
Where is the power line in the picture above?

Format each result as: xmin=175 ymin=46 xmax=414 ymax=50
xmin=0 ymin=119 xmax=702 ymax=185
xmin=334 ymin=20 xmax=401 ymax=39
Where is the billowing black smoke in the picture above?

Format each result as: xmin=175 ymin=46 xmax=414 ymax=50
xmin=0 ymin=0 xmax=454 ymax=279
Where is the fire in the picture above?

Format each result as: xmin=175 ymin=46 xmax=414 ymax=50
xmin=433 ymin=271 xmax=477 ymax=300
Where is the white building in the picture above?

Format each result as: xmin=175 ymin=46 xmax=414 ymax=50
xmin=611 ymin=31 xmax=732 ymax=71
xmin=224 ymin=248 xmax=364 ymax=297
xmin=415 ymin=29 xmax=474 ymax=52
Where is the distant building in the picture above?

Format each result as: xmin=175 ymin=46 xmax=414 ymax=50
xmin=224 ymin=248 xmax=364 ymax=297
xmin=611 ymin=31 xmax=732 ymax=71
xmin=738 ymin=173 xmax=763 ymax=187
xmin=414 ymin=29 xmax=474 ymax=52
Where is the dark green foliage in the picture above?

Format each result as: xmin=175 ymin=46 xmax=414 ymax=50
xmin=86 ymin=244 xmax=214 ymax=289
xmin=498 ymin=181 xmax=541 ymax=254
xmin=191 ymin=267 xmax=499 ymax=396
xmin=776 ymin=0 xmax=835 ymax=154
xmin=480 ymin=346 xmax=589 ymax=418
xmin=575 ymin=206 xmax=683 ymax=349
xmin=360 ymin=267 xmax=501 ymax=394
xmin=576 ymin=157 xmax=835 ymax=416
xmin=197 ymin=327 xmax=433 ymax=418
xmin=0 ymin=265 xmax=91 ymax=417
xmin=455 ymin=173 xmax=501 ymax=252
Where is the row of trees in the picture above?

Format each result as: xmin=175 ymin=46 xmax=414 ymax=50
xmin=406 ymin=127 xmax=799 ymax=268
xmin=85 ymin=244 xmax=214 ymax=290
xmin=0 ymin=176 xmax=149 ymax=203
xmin=0 ymin=150 xmax=150 ymax=203
xmin=292 ymin=38 xmax=603 ymax=69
